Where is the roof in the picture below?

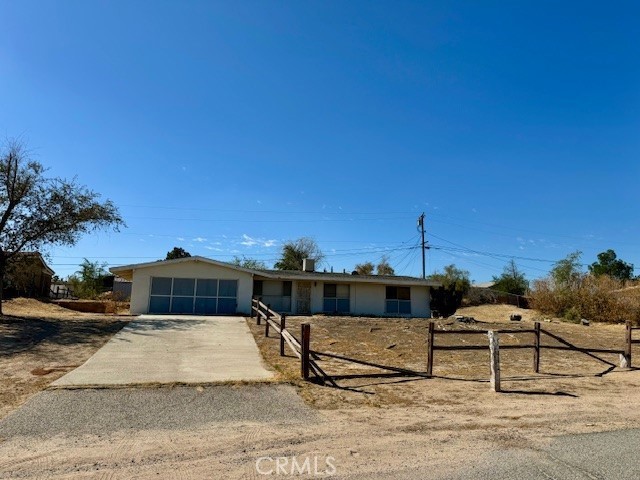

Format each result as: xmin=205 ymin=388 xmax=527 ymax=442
xmin=109 ymin=256 xmax=262 ymax=280
xmin=110 ymin=256 xmax=440 ymax=286
xmin=474 ymin=281 xmax=496 ymax=289
xmin=255 ymin=269 xmax=441 ymax=286
xmin=13 ymin=252 xmax=55 ymax=276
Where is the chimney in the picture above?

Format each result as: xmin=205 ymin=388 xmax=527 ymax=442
xmin=302 ymin=258 xmax=315 ymax=272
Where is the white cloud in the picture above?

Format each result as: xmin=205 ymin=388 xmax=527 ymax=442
xmin=240 ymin=234 xmax=258 ymax=246
xmin=177 ymin=237 xmax=185 ymax=241
xmin=204 ymin=246 xmax=222 ymax=251
xmin=193 ymin=237 xmax=207 ymax=243
xmin=240 ymin=234 xmax=277 ymax=248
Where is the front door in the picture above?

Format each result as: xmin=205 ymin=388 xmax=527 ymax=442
xmin=296 ymin=281 xmax=311 ymax=314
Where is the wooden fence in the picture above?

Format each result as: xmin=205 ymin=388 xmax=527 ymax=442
xmin=250 ymin=301 xmax=639 ymax=388
xmin=251 ymin=298 xmax=336 ymax=386
xmin=427 ymin=320 xmax=638 ymax=376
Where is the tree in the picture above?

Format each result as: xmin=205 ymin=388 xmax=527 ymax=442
xmin=428 ymin=264 xmax=471 ymax=294
xmin=354 ymin=261 xmax=375 ymax=275
xmin=0 ymin=139 xmax=124 ymax=314
xmin=588 ymin=249 xmax=634 ymax=281
xmin=68 ymin=258 xmax=110 ymax=299
xmin=427 ymin=264 xmax=471 ymax=316
xmin=165 ymin=246 xmax=191 ymax=260
xmin=492 ymin=260 xmax=529 ymax=295
xmin=376 ymin=255 xmax=395 ymax=275
xmin=551 ymin=251 xmax=583 ymax=289
xmin=231 ymin=255 xmax=267 ymax=270
xmin=274 ymin=237 xmax=324 ymax=270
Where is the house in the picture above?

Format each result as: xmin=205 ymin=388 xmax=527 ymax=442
xmin=4 ymin=252 xmax=54 ymax=298
xmin=109 ymin=256 xmax=440 ymax=318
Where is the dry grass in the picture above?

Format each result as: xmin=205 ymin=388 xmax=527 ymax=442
xmin=0 ymin=298 xmax=129 ymax=419
xmin=248 ymin=305 xmax=630 ymax=409
xmin=530 ymin=276 xmax=640 ymax=323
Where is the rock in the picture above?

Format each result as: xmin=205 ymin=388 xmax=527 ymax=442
xmin=581 ymin=318 xmax=590 ymax=326
xmin=386 ymin=343 xmax=397 ymax=349
xmin=510 ymin=313 xmax=522 ymax=322
xmin=454 ymin=315 xmax=476 ymax=324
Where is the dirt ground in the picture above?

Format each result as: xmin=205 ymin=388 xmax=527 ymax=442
xmin=2 ymin=302 xmax=640 ymax=478
xmin=248 ymin=304 xmax=631 ymax=409
xmin=0 ymin=298 xmax=129 ymax=419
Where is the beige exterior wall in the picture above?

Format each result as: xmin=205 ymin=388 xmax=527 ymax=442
xmin=303 ymin=281 xmax=431 ymax=318
xmin=130 ymin=261 xmax=254 ymax=315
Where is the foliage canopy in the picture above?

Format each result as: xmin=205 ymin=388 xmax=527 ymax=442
xmin=274 ymin=237 xmax=324 ymax=271
xmin=165 ymin=247 xmax=191 ymax=260
xmin=68 ymin=258 xmax=110 ymax=299
xmin=0 ymin=139 xmax=124 ymax=313
xmin=427 ymin=264 xmax=471 ymax=317
xmin=354 ymin=261 xmax=375 ymax=275
xmin=376 ymin=256 xmax=395 ymax=276
xmin=588 ymin=249 xmax=634 ymax=281
xmin=492 ymin=260 xmax=529 ymax=295
xmin=231 ymin=255 xmax=267 ymax=270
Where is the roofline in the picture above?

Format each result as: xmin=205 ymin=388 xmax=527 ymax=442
xmin=108 ymin=256 xmax=441 ymax=286
xmin=109 ymin=256 xmax=265 ymax=279
xmin=255 ymin=271 xmax=440 ymax=286
xmin=15 ymin=252 xmax=55 ymax=276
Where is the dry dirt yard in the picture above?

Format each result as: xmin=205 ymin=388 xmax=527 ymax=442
xmin=248 ymin=304 xmax=633 ymax=409
xmin=0 ymin=298 xmax=129 ymax=419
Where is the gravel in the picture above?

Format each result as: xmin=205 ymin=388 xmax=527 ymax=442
xmin=0 ymin=384 xmax=316 ymax=438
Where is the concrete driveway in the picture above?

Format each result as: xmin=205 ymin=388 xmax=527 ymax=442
xmin=52 ymin=315 xmax=274 ymax=387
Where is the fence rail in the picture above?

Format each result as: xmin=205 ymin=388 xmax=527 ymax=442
xmin=427 ymin=320 xmax=635 ymax=376
xmin=251 ymin=297 xmax=335 ymax=386
xmin=251 ymin=300 xmax=638 ymax=391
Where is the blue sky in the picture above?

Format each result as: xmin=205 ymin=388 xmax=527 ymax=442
xmin=1 ymin=1 xmax=638 ymax=282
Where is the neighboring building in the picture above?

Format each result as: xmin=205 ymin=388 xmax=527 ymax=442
xmin=110 ymin=256 xmax=440 ymax=318
xmin=4 ymin=252 xmax=54 ymax=298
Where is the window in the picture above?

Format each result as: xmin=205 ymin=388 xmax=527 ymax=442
xmin=254 ymin=280 xmax=292 ymax=312
xmin=386 ymin=286 xmax=411 ymax=315
xmin=323 ymin=283 xmax=350 ymax=313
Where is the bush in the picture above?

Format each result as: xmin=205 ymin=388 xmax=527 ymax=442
xmin=464 ymin=287 xmax=498 ymax=306
xmin=530 ymin=274 xmax=640 ymax=324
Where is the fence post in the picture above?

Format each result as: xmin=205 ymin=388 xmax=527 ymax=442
xmin=427 ymin=321 xmax=434 ymax=377
xmin=250 ymin=298 xmax=255 ymax=319
xmin=256 ymin=298 xmax=262 ymax=325
xmin=301 ymin=323 xmax=311 ymax=380
xmin=622 ymin=321 xmax=632 ymax=368
xmin=488 ymin=330 xmax=501 ymax=392
xmin=280 ymin=315 xmax=286 ymax=356
xmin=534 ymin=322 xmax=541 ymax=373
xmin=265 ymin=304 xmax=271 ymax=337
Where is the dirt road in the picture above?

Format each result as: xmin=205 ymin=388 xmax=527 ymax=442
xmin=2 ymin=371 xmax=640 ymax=479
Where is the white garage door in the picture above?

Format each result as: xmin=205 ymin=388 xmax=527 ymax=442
xmin=148 ymin=277 xmax=238 ymax=314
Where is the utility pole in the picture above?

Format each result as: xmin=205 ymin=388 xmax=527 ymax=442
xmin=417 ymin=212 xmax=426 ymax=279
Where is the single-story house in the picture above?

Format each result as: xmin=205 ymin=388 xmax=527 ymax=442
xmin=110 ymin=256 xmax=440 ymax=318
xmin=4 ymin=252 xmax=55 ymax=298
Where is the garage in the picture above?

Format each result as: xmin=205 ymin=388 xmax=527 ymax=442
xmin=148 ymin=277 xmax=238 ymax=314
